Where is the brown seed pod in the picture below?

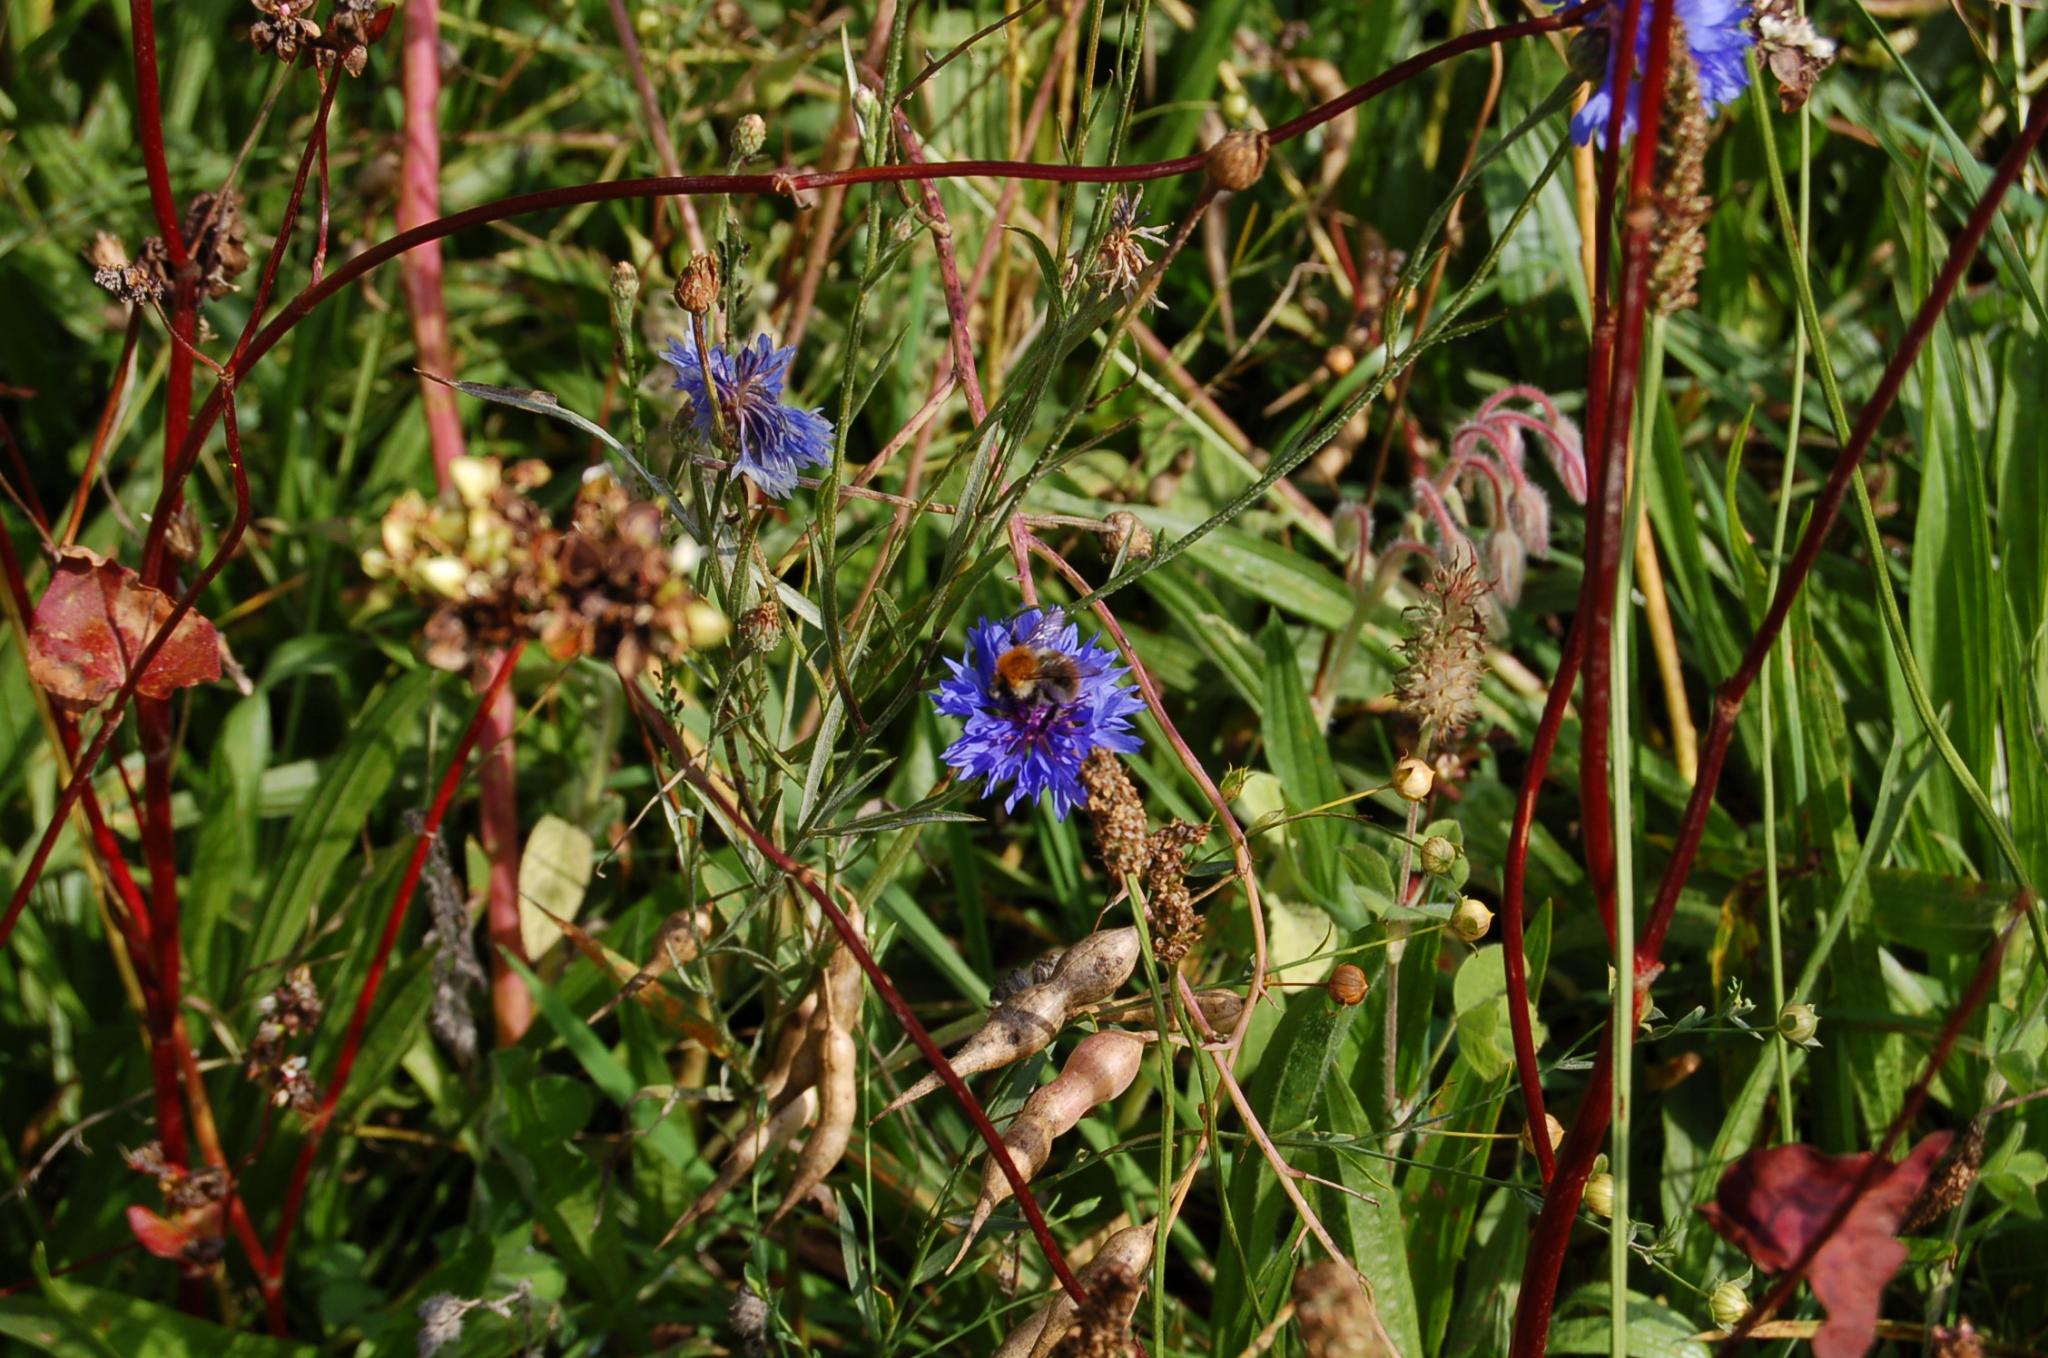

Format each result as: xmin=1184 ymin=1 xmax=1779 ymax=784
xmin=661 ymin=1085 xmax=818 ymax=1244
xmin=1205 ymin=130 xmax=1269 ymax=192
xmin=1326 ymin=964 xmax=1368 ymax=1007
xmin=877 ymin=928 xmax=1141 ymax=1119
xmin=949 ymin=1031 xmax=1149 ymax=1270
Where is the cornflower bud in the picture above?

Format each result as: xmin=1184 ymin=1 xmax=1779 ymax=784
xmin=610 ymin=260 xmax=640 ymax=304
xmin=1392 ymin=755 xmax=1434 ymax=802
xmin=731 ymin=113 xmax=767 ymax=161
xmin=1419 ymin=834 xmax=1459 ymax=877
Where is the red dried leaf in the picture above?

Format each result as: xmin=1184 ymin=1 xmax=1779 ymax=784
xmin=1700 ymin=1132 xmax=1952 ymax=1358
xmin=26 ymin=547 xmax=222 ymax=713
xmin=125 ymin=1204 xmax=193 ymax=1261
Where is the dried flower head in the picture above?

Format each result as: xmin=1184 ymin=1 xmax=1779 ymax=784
xmin=933 ymin=608 xmax=1145 ymax=820
xmin=249 ymin=0 xmax=322 ymax=64
xmin=1394 ymin=561 xmax=1490 ymax=747
xmin=1081 ymin=748 xmax=1152 ymax=878
xmin=530 ymin=470 xmax=727 ymax=678
xmin=660 ymin=333 xmax=834 ymax=498
xmin=244 ymin=965 xmax=323 ymax=1116
xmin=363 ymin=459 xmax=722 ymax=678
xmin=1751 ymin=0 xmax=1836 ymax=112
xmin=675 ymin=253 xmax=721 ymax=314
xmin=87 ymin=232 xmax=169 ymax=305
xmin=362 ymin=456 xmax=554 ymax=677
xmin=1143 ymin=819 xmax=1210 ymax=973
xmin=1566 ymin=0 xmax=1752 ymax=147
xmin=1081 ymin=193 xmax=1170 ymax=302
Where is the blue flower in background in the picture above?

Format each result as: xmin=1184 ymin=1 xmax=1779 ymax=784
xmin=660 ymin=334 xmax=834 ymax=499
xmin=1569 ymin=0 xmax=1752 ymax=147
xmin=934 ymin=609 xmax=1145 ymax=820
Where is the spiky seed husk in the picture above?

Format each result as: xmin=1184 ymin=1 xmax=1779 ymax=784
xmin=1143 ymin=821 xmax=1210 ymax=973
xmin=1081 ymin=748 xmax=1151 ymax=879
xmin=1900 ymin=1117 xmax=1985 ymax=1235
xmin=1650 ymin=22 xmax=1713 ymax=317
xmin=1394 ymin=562 xmax=1489 ymax=747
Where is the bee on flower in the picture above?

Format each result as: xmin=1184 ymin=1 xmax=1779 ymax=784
xmin=933 ymin=609 xmax=1146 ymax=820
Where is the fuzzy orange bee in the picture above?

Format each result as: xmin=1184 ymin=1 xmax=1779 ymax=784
xmin=992 ymin=643 xmax=1084 ymax=706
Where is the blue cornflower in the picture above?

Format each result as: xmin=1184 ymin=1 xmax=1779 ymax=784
xmin=1568 ymin=0 xmax=1752 ymax=147
xmin=933 ymin=608 xmax=1146 ymax=820
xmin=660 ymin=333 xmax=835 ymax=498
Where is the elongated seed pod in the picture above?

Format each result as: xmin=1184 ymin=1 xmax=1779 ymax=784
xmin=662 ymin=1085 xmax=818 ymax=1244
xmin=989 ymin=1222 xmax=1156 ymax=1358
xmin=950 ymin=1032 xmax=1148 ymax=1270
xmin=879 ymin=928 xmax=1141 ymax=1119
xmin=768 ymin=1020 xmax=857 ymax=1227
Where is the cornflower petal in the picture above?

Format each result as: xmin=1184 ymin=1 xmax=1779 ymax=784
xmin=660 ymin=334 xmax=836 ymax=499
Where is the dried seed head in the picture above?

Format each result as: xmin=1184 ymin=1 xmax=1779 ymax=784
xmin=1292 ymin=1260 xmax=1391 ymax=1358
xmin=1326 ymin=963 xmax=1368 ymax=1007
xmin=1204 ymin=130 xmax=1269 ymax=192
xmin=1450 ymin=897 xmax=1493 ymax=943
xmin=726 ymin=1284 xmax=772 ymax=1354
xmin=1931 ymin=1319 xmax=1984 ymax=1358
xmin=249 ymin=0 xmax=321 ymax=63
xmin=1522 ymin=1113 xmax=1565 ymax=1156
xmin=1419 ymin=834 xmax=1459 ymax=877
xmin=731 ymin=113 xmax=768 ymax=161
xmin=1392 ymin=755 xmax=1434 ymax=802
xmin=1585 ymin=1171 xmax=1615 ymax=1218
xmin=416 ymin=1294 xmax=467 ymax=1358
xmin=675 ymin=253 xmax=721 ymax=314
xmin=1900 ymin=1118 xmax=1986 ymax=1235
xmin=1142 ymin=820 xmax=1210 ymax=974
xmin=1394 ymin=561 xmax=1490 ymax=747
xmin=1080 ymin=748 xmax=1151 ymax=879
xmin=1708 ymin=1278 xmax=1748 ymax=1330
xmin=1751 ymin=0 xmax=1838 ymax=112
xmin=1649 ymin=23 xmax=1713 ymax=317
xmin=1080 ymin=193 xmax=1170 ymax=302
xmin=90 ymin=233 xmax=170 ymax=305
xmin=1776 ymin=1001 xmax=1819 ymax=1045
xmin=1103 ymin=510 xmax=1153 ymax=560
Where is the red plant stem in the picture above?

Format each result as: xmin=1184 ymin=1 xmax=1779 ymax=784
xmin=1500 ymin=619 xmax=1581 ymax=1183
xmin=262 ymin=642 xmax=526 ymax=1321
xmin=478 ymin=675 xmax=529 ymax=1044
xmin=1511 ymin=81 xmax=2048 ymax=1358
xmin=400 ymin=0 xmax=467 ymax=484
xmin=0 ymin=415 xmax=51 ymax=532
xmin=623 ymin=680 xmax=1092 ymax=1308
xmin=1729 ymin=898 xmax=2025 ymax=1343
xmin=128 ymin=0 xmax=187 ymax=268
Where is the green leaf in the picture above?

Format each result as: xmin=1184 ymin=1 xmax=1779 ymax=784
xmin=1259 ymin=618 xmax=1350 ymax=918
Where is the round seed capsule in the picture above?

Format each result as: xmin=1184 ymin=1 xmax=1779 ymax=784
xmin=1326 ymin=964 xmax=1368 ymax=1007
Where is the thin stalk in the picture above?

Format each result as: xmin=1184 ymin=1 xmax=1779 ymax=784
xmin=1608 ymin=314 xmax=1660 ymax=1358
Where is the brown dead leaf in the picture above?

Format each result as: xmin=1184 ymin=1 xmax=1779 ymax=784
xmin=1699 ymin=1132 xmax=1952 ymax=1358
xmin=26 ymin=547 xmax=222 ymax=712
